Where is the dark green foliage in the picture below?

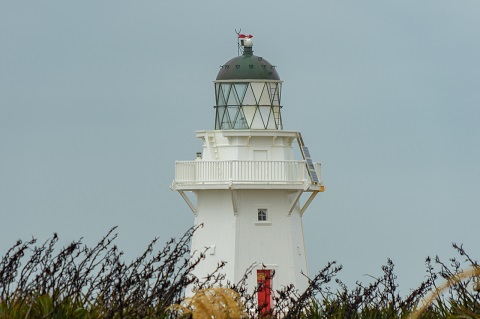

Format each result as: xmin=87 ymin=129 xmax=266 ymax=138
xmin=1 ymin=228 xmax=479 ymax=318
xmin=0 ymin=225 xmax=222 ymax=319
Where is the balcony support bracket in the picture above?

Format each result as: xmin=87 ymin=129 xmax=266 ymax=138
xmin=178 ymin=191 xmax=198 ymax=216
xmin=230 ymin=188 xmax=239 ymax=215
xmin=288 ymin=191 xmax=303 ymax=216
xmin=300 ymin=191 xmax=318 ymax=217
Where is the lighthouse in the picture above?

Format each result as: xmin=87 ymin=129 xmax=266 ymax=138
xmin=171 ymin=34 xmax=323 ymax=308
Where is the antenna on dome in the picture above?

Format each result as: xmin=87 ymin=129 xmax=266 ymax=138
xmin=235 ymin=29 xmax=242 ymax=56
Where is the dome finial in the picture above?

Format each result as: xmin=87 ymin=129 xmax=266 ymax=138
xmin=237 ymin=33 xmax=253 ymax=56
xmin=238 ymin=33 xmax=253 ymax=47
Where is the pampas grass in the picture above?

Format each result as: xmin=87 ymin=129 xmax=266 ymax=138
xmin=408 ymin=266 xmax=480 ymax=319
xmin=168 ymin=287 xmax=247 ymax=319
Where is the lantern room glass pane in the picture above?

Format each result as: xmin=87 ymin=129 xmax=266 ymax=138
xmin=278 ymin=83 xmax=282 ymax=106
xmin=242 ymin=84 xmax=257 ymax=106
xmin=250 ymin=82 xmax=266 ymax=105
xmin=227 ymin=86 xmax=240 ymax=106
xmin=259 ymin=106 xmax=272 ymax=129
xmin=234 ymin=83 xmax=248 ymax=102
xmin=242 ymin=105 xmax=256 ymax=128
xmin=266 ymin=115 xmax=276 ymax=129
xmin=216 ymin=106 xmax=226 ymax=129
xmin=231 ymin=106 xmax=248 ymax=129
xmin=221 ymin=108 xmax=232 ymax=129
xmin=218 ymin=86 xmax=227 ymax=106
xmin=220 ymin=84 xmax=232 ymax=104
xmin=258 ymin=88 xmax=271 ymax=106
xmin=215 ymin=83 xmax=221 ymax=103
xmin=251 ymin=106 xmax=266 ymax=129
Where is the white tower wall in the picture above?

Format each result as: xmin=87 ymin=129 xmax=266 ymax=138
xmin=172 ymin=130 xmax=322 ymax=295
xmin=190 ymin=188 xmax=308 ymax=291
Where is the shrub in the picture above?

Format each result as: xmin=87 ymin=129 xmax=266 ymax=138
xmin=0 ymin=228 xmax=479 ymax=319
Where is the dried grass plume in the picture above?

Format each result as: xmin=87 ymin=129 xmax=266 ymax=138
xmin=168 ymin=287 xmax=247 ymax=319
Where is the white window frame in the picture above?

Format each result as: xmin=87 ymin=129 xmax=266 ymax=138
xmin=258 ymin=208 xmax=267 ymax=221
xmin=255 ymin=207 xmax=272 ymax=226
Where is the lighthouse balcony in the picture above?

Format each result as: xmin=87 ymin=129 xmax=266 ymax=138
xmin=172 ymin=160 xmax=322 ymax=190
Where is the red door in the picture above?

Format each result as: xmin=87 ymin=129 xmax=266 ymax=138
xmin=257 ymin=269 xmax=272 ymax=314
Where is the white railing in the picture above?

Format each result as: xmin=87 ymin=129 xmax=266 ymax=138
xmin=174 ymin=160 xmax=319 ymax=184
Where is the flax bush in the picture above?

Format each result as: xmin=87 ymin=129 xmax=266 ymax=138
xmin=0 ymin=225 xmax=224 ymax=319
xmin=0 ymin=227 xmax=479 ymax=319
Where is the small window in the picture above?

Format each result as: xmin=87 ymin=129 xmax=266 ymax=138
xmin=258 ymin=209 xmax=267 ymax=221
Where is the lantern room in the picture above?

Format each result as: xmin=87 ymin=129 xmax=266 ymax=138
xmin=214 ymin=35 xmax=283 ymax=130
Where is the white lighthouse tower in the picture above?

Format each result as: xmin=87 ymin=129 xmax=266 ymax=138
xmin=171 ymin=35 xmax=324 ymax=309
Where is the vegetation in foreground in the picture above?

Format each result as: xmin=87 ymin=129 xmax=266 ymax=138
xmin=0 ymin=226 xmax=479 ymax=318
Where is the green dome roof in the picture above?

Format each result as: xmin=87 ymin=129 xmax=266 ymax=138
xmin=216 ymin=47 xmax=280 ymax=81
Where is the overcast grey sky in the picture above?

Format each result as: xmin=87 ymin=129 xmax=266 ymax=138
xmin=1 ymin=1 xmax=479 ymax=294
